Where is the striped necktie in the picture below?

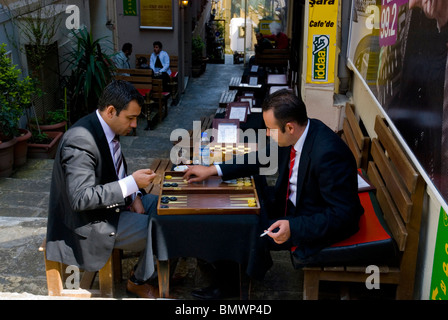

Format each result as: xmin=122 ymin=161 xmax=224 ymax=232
xmin=285 ymin=147 xmax=296 ymax=216
xmin=112 ymin=136 xmax=125 ymax=179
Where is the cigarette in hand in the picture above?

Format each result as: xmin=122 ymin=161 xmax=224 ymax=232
xmin=260 ymin=230 xmax=271 ymax=237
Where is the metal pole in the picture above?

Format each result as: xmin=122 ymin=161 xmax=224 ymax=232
xmin=244 ymin=0 xmax=247 ymax=65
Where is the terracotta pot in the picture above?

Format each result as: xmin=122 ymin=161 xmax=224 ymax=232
xmin=14 ymin=128 xmax=32 ymax=167
xmin=0 ymin=137 xmax=18 ymax=177
xmin=30 ymin=121 xmax=67 ymax=133
xmin=28 ymin=131 xmax=63 ymax=159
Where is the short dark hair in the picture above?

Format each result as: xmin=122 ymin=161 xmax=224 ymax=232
xmin=262 ymin=89 xmax=308 ymax=132
xmin=97 ymin=80 xmax=144 ymax=114
xmin=122 ymin=43 xmax=132 ymax=52
xmin=153 ymin=41 xmax=163 ymax=49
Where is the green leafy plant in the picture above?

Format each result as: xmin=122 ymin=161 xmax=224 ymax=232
xmin=0 ymin=43 xmax=40 ymax=141
xmin=45 ymin=109 xmax=67 ymax=124
xmin=192 ymin=35 xmax=205 ymax=64
xmin=64 ymin=27 xmax=116 ymax=123
xmin=29 ymin=130 xmax=51 ymax=144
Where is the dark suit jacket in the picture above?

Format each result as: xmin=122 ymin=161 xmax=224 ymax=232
xmin=46 ymin=112 xmax=128 ymax=271
xmin=220 ymin=119 xmax=364 ymax=259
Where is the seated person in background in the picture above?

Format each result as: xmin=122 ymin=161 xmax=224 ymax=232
xmin=113 ymin=43 xmax=133 ymax=75
xmin=46 ymin=80 xmax=160 ymax=299
xmin=137 ymin=56 xmax=150 ymax=69
xmin=263 ymin=22 xmax=289 ymax=49
xmin=249 ymin=32 xmax=274 ymax=67
xmin=183 ymin=89 xmax=363 ymax=299
xmin=255 ymin=32 xmax=274 ymax=53
xmin=150 ymin=41 xmax=171 ymax=91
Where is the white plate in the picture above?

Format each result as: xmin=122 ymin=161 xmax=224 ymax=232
xmin=173 ymin=165 xmax=189 ymax=171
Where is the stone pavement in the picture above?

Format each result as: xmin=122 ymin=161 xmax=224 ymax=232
xmin=0 ymin=63 xmax=307 ymax=300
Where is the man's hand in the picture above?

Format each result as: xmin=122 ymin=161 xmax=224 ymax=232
xmin=265 ymin=220 xmax=291 ymax=244
xmin=132 ymin=169 xmax=157 ymax=188
xmin=130 ymin=194 xmax=145 ymax=214
xmin=183 ymin=165 xmax=218 ymax=183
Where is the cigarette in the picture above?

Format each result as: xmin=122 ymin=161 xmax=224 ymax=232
xmin=260 ymin=230 xmax=270 ymax=237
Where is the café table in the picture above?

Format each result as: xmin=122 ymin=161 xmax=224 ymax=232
xmin=150 ymin=207 xmax=271 ymax=298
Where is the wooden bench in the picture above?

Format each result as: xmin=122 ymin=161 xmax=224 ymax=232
xmin=254 ymin=49 xmax=290 ymax=68
xmin=114 ymin=69 xmax=158 ymax=130
xmin=135 ymin=53 xmax=179 ymax=103
xmin=341 ymin=103 xmax=370 ymax=171
xmin=39 ymin=158 xmax=172 ymax=298
xmin=218 ymin=90 xmax=238 ymax=112
xmin=114 ymin=68 xmax=152 ymax=94
xmin=148 ymin=78 xmax=170 ymax=124
xmin=300 ymin=115 xmax=426 ymax=300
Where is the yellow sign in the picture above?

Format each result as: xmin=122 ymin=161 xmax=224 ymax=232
xmin=140 ymin=0 xmax=173 ymax=30
xmin=306 ymin=0 xmax=339 ymax=84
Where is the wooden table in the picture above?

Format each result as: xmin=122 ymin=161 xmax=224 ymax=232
xmin=152 ymin=171 xmax=267 ymax=298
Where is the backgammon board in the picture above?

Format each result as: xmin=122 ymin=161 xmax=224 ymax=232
xmin=157 ymin=171 xmax=260 ymax=215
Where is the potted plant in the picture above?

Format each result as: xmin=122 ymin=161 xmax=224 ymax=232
xmin=27 ymin=130 xmax=63 ymax=159
xmin=192 ymin=35 xmax=207 ymax=77
xmin=0 ymin=43 xmax=39 ymax=176
xmin=30 ymin=108 xmax=67 ymax=133
xmin=63 ymin=27 xmax=116 ymax=124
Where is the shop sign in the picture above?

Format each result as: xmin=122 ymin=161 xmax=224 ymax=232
xmin=306 ymin=0 xmax=338 ymax=84
xmin=430 ymin=208 xmax=448 ymax=300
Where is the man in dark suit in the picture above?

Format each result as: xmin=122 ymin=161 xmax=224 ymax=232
xmin=184 ymin=89 xmax=363 ymax=299
xmin=46 ymin=80 xmax=159 ymax=298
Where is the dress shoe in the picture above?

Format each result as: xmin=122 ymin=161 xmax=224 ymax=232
xmin=126 ymin=279 xmax=159 ymax=299
xmin=191 ymin=285 xmax=239 ymax=300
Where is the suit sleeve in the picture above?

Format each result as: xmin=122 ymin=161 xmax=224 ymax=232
xmin=61 ymin=131 xmax=125 ymax=212
xmin=288 ymin=141 xmax=362 ymax=247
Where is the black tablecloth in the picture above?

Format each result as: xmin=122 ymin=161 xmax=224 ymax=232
xmin=150 ymin=211 xmax=272 ymax=280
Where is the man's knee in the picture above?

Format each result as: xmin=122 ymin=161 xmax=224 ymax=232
xmin=142 ymin=194 xmax=158 ymax=214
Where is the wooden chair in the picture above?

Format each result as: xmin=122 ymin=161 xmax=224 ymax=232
xmin=341 ymin=103 xmax=370 ymax=171
xmin=254 ymin=49 xmax=290 ymax=68
xmin=114 ymin=69 xmax=155 ymax=131
xmin=168 ymin=55 xmax=179 ymax=105
xmin=39 ymin=241 xmax=121 ymax=298
xmin=149 ymin=78 xmax=170 ymax=123
xmin=300 ymin=115 xmax=426 ymax=300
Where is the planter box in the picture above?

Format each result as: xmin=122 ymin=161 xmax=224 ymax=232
xmin=28 ymin=131 xmax=63 ymax=159
xmin=14 ymin=128 xmax=32 ymax=167
xmin=0 ymin=137 xmax=17 ymax=177
xmin=30 ymin=121 xmax=67 ymax=133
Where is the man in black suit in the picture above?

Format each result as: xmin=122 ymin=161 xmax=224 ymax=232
xmin=46 ymin=80 xmax=159 ymax=298
xmin=184 ymin=89 xmax=363 ymax=299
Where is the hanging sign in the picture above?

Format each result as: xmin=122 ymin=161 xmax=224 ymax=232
xmin=306 ymin=0 xmax=339 ymax=84
xmin=123 ymin=0 xmax=137 ymax=16
xmin=140 ymin=0 xmax=173 ymax=30
xmin=430 ymin=207 xmax=448 ymax=300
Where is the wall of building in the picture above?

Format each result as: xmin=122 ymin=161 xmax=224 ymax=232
xmin=114 ymin=0 xmax=180 ymax=69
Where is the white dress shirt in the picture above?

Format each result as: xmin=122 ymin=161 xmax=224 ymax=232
xmin=150 ymin=50 xmax=172 ymax=75
xmin=288 ymin=119 xmax=309 ymax=206
xmin=215 ymin=120 xmax=310 ymax=207
xmin=96 ymin=110 xmax=139 ymax=198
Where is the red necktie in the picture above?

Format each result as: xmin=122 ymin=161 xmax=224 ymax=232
xmin=285 ymin=147 xmax=296 ymax=215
